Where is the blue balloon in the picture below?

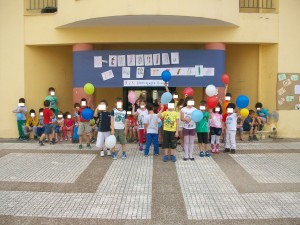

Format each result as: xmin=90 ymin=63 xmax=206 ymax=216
xmin=191 ymin=110 xmax=203 ymax=122
xmin=161 ymin=92 xmax=172 ymax=104
xmin=82 ymin=108 xmax=94 ymax=120
xmin=161 ymin=70 xmax=171 ymax=82
xmin=158 ymin=121 xmax=163 ymax=128
xmin=236 ymin=95 xmax=250 ymax=109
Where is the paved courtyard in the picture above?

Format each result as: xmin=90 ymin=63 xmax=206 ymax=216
xmin=0 ymin=139 xmax=299 ymax=225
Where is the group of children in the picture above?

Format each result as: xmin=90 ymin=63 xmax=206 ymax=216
xmin=13 ymin=85 xmax=269 ymax=161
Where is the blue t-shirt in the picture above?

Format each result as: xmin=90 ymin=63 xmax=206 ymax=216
xmin=257 ymin=108 xmax=268 ymax=118
xmin=243 ymin=117 xmax=253 ymax=131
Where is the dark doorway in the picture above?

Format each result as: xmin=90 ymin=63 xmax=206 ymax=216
xmin=123 ymin=87 xmax=176 ymax=111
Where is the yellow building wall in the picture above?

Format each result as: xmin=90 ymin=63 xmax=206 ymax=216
xmin=24 ymin=46 xmax=73 ymax=117
xmin=226 ymin=45 xmax=259 ymax=107
xmin=276 ymin=0 xmax=300 ymax=138
xmin=0 ymin=1 xmax=25 ymax=138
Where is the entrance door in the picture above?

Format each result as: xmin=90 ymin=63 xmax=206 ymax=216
xmin=123 ymin=87 xmax=176 ymax=111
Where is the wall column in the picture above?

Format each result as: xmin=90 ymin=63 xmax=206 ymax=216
xmin=72 ymin=44 xmax=95 ymax=109
xmin=204 ymin=43 xmax=226 ymax=104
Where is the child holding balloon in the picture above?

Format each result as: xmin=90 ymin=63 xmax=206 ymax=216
xmin=181 ymin=96 xmax=197 ymax=160
xmin=224 ymin=103 xmax=241 ymax=154
xmin=78 ymin=98 xmax=92 ymax=150
xmin=94 ymin=100 xmax=111 ymax=157
xmin=196 ymin=100 xmax=211 ymax=157
xmin=210 ymin=103 xmax=223 ymax=153
xmin=132 ymin=99 xmax=148 ymax=151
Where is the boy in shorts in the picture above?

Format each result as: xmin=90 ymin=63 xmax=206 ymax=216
xmin=39 ymin=100 xmax=55 ymax=146
xmin=111 ymin=98 xmax=127 ymax=160
xmin=78 ymin=98 xmax=92 ymax=149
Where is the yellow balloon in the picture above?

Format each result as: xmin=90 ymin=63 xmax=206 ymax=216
xmin=240 ymin=108 xmax=249 ymax=117
xmin=84 ymin=83 xmax=95 ymax=95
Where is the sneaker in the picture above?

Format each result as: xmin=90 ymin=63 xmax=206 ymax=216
xmin=154 ymin=153 xmax=159 ymax=156
xmin=183 ymin=158 xmax=188 ymax=161
xmin=215 ymin=148 xmax=219 ymax=153
xmin=211 ymin=144 xmax=215 ymax=153
xmin=106 ymin=149 xmax=111 ymax=156
xmin=144 ymin=154 xmax=149 ymax=157
xmin=39 ymin=140 xmax=44 ymax=146
xmin=87 ymin=144 xmax=92 ymax=149
xmin=90 ymin=137 xmax=95 ymax=143
xmin=44 ymin=138 xmax=49 ymax=143
xmin=171 ymin=155 xmax=177 ymax=162
xmin=121 ymin=152 xmax=127 ymax=159
xmin=200 ymin=151 xmax=205 ymax=157
xmin=111 ymin=152 xmax=117 ymax=160
xmin=223 ymin=148 xmax=230 ymax=153
xmin=50 ymin=141 xmax=55 ymax=145
xmin=253 ymin=135 xmax=259 ymax=141
xmin=100 ymin=150 xmax=105 ymax=157
xmin=65 ymin=138 xmax=68 ymax=141
xmin=190 ymin=158 xmax=195 ymax=161
xmin=128 ymin=138 xmax=133 ymax=143
xmin=139 ymin=144 xmax=143 ymax=151
xmin=163 ymin=155 xmax=169 ymax=162
xmin=205 ymin=151 xmax=210 ymax=157
xmin=79 ymin=144 xmax=83 ymax=150
xmin=230 ymin=149 xmax=236 ymax=154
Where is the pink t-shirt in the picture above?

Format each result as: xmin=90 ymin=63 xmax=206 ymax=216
xmin=210 ymin=112 xmax=223 ymax=128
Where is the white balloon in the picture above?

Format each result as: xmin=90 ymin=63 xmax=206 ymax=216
xmin=205 ymin=85 xmax=217 ymax=97
xmin=105 ymin=135 xmax=117 ymax=149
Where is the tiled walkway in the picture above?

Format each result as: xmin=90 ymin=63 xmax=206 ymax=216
xmin=0 ymin=140 xmax=299 ymax=224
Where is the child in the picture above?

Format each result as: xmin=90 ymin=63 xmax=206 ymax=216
xmin=126 ymin=112 xmax=137 ymax=143
xmin=132 ymin=99 xmax=148 ymax=151
xmin=72 ymin=103 xmax=80 ymax=143
xmin=62 ymin=112 xmax=74 ymax=141
xmin=196 ymin=100 xmax=210 ymax=157
xmin=55 ymin=111 xmax=64 ymax=141
xmin=111 ymin=97 xmax=127 ymax=160
xmin=237 ymin=117 xmax=245 ymax=141
xmin=144 ymin=103 xmax=161 ymax=156
xmin=210 ymin=103 xmax=223 ymax=153
xmin=78 ymin=98 xmax=92 ymax=149
xmin=45 ymin=87 xmax=59 ymax=115
xmin=158 ymin=102 xmax=179 ymax=162
xmin=181 ymin=96 xmax=197 ymax=160
xmin=177 ymin=99 xmax=185 ymax=151
xmin=94 ymin=100 xmax=111 ymax=157
xmin=243 ymin=109 xmax=259 ymax=141
xmin=39 ymin=100 xmax=55 ymax=145
xmin=23 ymin=109 xmax=39 ymax=140
xmin=255 ymin=102 xmax=268 ymax=130
xmin=37 ymin=108 xmax=45 ymax=139
xmin=224 ymin=103 xmax=240 ymax=154
xmin=50 ymin=108 xmax=57 ymax=142
xmin=12 ymin=98 xmax=28 ymax=141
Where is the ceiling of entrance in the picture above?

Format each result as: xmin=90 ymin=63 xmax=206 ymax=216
xmin=58 ymin=15 xmax=237 ymax=28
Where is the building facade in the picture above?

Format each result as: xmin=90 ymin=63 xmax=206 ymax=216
xmin=1 ymin=0 xmax=300 ymax=138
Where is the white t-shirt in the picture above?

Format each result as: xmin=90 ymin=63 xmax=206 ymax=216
xmin=137 ymin=108 xmax=148 ymax=129
xmin=226 ymin=113 xmax=238 ymax=131
xmin=144 ymin=114 xmax=161 ymax=134
xmin=181 ymin=107 xmax=197 ymax=129
xmin=111 ymin=108 xmax=127 ymax=129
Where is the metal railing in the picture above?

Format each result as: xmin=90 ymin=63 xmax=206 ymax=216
xmin=28 ymin=0 xmax=57 ymax=10
xmin=240 ymin=0 xmax=274 ymax=9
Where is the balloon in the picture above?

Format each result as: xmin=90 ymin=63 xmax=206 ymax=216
xmin=240 ymin=108 xmax=249 ymax=117
xmin=183 ymin=87 xmax=194 ymax=97
xmin=158 ymin=121 xmax=163 ymax=128
xmin=128 ymin=91 xmax=137 ymax=105
xmin=161 ymin=70 xmax=171 ymax=82
xmin=221 ymin=74 xmax=229 ymax=84
xmin=236 ymin=95 xmax=250 ymax=109
xmin=84 ymin=83 xmax=95 ymax=95
xmin=105 ymin=135 xmax=117 ymax=149
xmin=207 ymin=96 xmax=218 ymax=109
xmin=161 ymin=92 xmax=172 ymax=104
xmin=205 ymin=85 xmax=217 ymax=97
xmin=191 ymin=110 xmax=203 ymax=122
xmin=81 ymin=108 xmax=94 ymax=120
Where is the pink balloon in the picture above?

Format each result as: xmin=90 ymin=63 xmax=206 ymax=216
xmin=128 ymin=91 xmax=137 ymax=104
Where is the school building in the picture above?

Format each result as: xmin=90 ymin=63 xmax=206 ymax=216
xmin=1 ymin=0 xmax=300 ymax=138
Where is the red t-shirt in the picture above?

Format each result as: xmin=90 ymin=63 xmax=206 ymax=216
xmin=222 ymin=113 xmax=228 ymax=123
xmin=64 ymin=118 xmax=74 ymax=127
xmin=43 ymin=108 xmax=52 ymax=125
